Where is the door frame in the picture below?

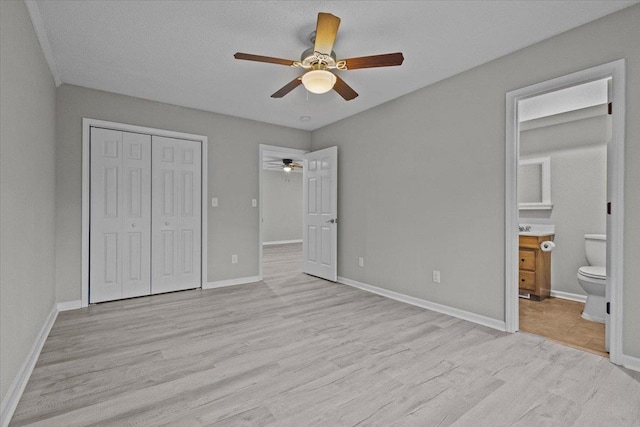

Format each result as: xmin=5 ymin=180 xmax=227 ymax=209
xmin=82 ymin=118 xmax=208 ymax=307
xmin=504 ymin=59 xmax=625 ymax=364
xmin=258 ymin=144 xmax=309 ymax=280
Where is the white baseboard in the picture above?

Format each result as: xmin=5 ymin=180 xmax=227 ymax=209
xmin=620 ymin=354 xmax=640 ymax=373
xmin=57 ymin=300 xmax=82 ymax=311
xmin=204 ymin=276 xmax=261 ymax=289
xmin=550 ymin=290 xmax=587 ymax=303
xmin=337 ymin=276 xmax=506 ymax=332
xmin=1 ymin=304 xmax=58 ymax=427
xmin=263 ymin=239 xmax=302 ymax=246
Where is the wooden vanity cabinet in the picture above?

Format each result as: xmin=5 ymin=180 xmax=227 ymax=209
xmin=518 ymin=235 xmax=553 ymax=301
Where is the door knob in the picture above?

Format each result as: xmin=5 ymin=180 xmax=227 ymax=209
xmin=326 ymin=219 xmax=337 ymax=224
xmin=165 ymin=221 xmax=170 ymax=226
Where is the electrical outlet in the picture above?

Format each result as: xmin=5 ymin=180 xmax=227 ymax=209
xmin=358 ymin=257 xmax=364 ymax=267
xmin=211 ymin=197 xmax=218 ymax=207
xmin=231 ymin=254 xmax=238 ymax=264
xmin=432 ymin=270 xmax=441 ymax=283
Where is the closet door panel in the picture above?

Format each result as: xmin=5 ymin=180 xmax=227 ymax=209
xmin=90 ymin=128 xmax=151 ymax=302
xmin=90 ymin=128 xmax=123 ymax=303
xmin=121 ymin=132 xmax=152 ymax=298
xmin=177 ymin=142 xmax=201 ymax=287
xmin=152 ymin=136 xmax=201 ymax=293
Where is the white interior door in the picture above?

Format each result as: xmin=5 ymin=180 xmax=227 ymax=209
xmin=302 ymin=146 xmax=337 ymax=281
xmin=151 ymin=136 xmax=202 ymax=294
xmin=90 ymin=128 xmax=151 ymax=303
xmin=605 ymin=78 xmax=613 ymax=352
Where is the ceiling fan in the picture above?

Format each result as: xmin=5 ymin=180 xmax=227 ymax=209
xmin=234 ymin=12 xmax=404 ymax=101
xmin=265 ymin=158 xmax=303 ymax=172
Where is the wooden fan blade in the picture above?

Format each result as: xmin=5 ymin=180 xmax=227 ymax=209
xmin=333 ymin=75 xmax=358 ymax=101
xmin=341 ymin=52 xmax=404 ymax=70
xmin=271 ymin=77 xmax=303 ymax=98
xmin=234 ymin=52 xmax=295 ymax=66
xmin=314 ymin=13 xmax=341 ymax=55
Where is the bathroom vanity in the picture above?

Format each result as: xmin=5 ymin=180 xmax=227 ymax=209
xmin=518 ymin=234 xmax=553 ymax=301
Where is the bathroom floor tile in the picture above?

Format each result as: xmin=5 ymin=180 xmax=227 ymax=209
xmin=519 ymin=297 xmax=607 ymax=357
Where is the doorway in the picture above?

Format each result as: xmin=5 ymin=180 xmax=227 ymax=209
xmin=258 ymin=145 xmax=308 ymax=280
xmin=505 ymin=60 xmax=625 ymax=364
xmin=258 ymin=144 xmax=339 ymax=283
xmin=517 ymin=78 xmax=610 ymax=356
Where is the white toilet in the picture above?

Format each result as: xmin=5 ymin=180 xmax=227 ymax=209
xmin=577 ymin=234 xmax=606 ymax=323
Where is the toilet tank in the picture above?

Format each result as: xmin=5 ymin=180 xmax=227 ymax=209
xmin=585 ymin=234 xmax=606 ymax=267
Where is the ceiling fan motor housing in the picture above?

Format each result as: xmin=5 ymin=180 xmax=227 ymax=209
xmin=300 ymin=47 xmax=337 ymax=69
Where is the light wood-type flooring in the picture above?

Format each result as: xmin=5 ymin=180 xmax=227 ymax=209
xmin=11 ymin=243 xmax=640 ymax=426
xmin=520 ymin=297 xmax=607 ymax=357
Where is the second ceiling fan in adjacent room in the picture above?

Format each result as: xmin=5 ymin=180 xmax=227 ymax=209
xmin=234 ymin=12 xmax=404 ymax=100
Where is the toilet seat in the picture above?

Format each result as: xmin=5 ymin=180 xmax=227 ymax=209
xmin=578 ymin=266 xmax=606 ymax=280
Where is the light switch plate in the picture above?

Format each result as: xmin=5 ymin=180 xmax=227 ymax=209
xmin=211 ymin=197 xmax=218 ymax=207
xmin=358 ymin=257 xmax=364 ymax=267
xmin=432 ymin=270 xmax=441 ymax=283
xmin=252 ymin=199 xmax=257 ymax=207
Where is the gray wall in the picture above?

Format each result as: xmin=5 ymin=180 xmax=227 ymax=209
xmin=262 ymin=170 xmax=302 ymax=243
xmin=311 ymin=5 xmax=640 ymax=358
xmin=55 ymin=85 xmax=310 ymax=301
xmin=520 ymin=114 xmax=607 ymax=296
xmin=0 ymin=0 xmax=57 ymax=402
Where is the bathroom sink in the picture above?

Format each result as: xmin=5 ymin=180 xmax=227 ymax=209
xmin=518 ymin=224 xmax=555 ymax=236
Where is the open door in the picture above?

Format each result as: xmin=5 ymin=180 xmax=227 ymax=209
xmin=605 ymin=77 xmax=612 ymax=352
xmin=302 ymin=146 xmax=337 ymax=281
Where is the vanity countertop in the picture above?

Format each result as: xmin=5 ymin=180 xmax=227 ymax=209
xmin=519 ymin=231 xmax=555 ymax=237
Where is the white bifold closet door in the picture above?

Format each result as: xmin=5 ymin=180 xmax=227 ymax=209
xmin=151 ymin=136 xmax=202 ymax=294
xmin=90 ymin=128 xmax=152 ymax=303
xmin=90 ymin=130 xmax=201 ymax=303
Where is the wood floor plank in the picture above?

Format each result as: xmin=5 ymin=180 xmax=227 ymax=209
xmin=519 ymin=297 xmax=607 ymax=357
xmin=10 ymin=243 xmax=640 ymax=426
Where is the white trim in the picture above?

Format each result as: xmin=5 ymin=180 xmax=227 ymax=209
xmin=505 ymin=59 xmax=625 ymax=364
xmin=204 ymin=276 xmax=261 ymax=289
xmin=82 ymin=118 xmax=209 ymax=307
xmin=57 ymin=300 xmax=82 ymax=311
xmin=550 ymin=290 xmax=587 ymax=303
xmin=201 ymin=137 xmax=209 ymax=291
xmin=258 ymin=144 xmax=309 ymax=281
xmin=24 ymin=1 xmax=62 ymax=87
xmin=338 ymin=276 xmax=506 ymax=332
xmin=263 ymin=239 xmax=302 ymax=246
xmin=619 ymin=354 xmax=640 ymax=373
xmin=0 ymin=305 xmax=57 ymax=427
xmin=518 ymin=203 xmax=553 ymax=211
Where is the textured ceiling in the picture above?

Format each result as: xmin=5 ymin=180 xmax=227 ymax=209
xmin=34 ymin=1 xmax=636 ymax=131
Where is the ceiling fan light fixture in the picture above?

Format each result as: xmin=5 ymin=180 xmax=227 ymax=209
xmin=283 ymin=165 xmax=292 ymax=172
xmin=301 ymin=70 xmax=336 ymax=94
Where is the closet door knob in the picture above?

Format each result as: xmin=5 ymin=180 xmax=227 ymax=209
xmin=165 ymin=221 xmax=170 ymax=226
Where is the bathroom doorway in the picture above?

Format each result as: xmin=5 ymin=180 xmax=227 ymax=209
xmin=505 ymin=60 xmax=625 ymax=364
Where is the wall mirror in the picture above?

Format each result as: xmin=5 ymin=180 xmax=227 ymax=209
xmin=518 ymin=156 xmax=552 ymax=210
